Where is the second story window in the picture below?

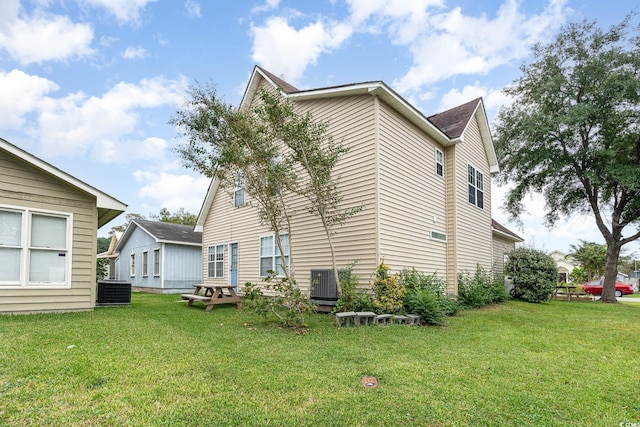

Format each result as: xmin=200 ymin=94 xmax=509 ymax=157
xmin=435 ymin=149 xmax=444 ymax=177
xmin=234 ymin=174 xmax=245 ymax=208
xmin=468 ymin=164 xmax=484 ymax=209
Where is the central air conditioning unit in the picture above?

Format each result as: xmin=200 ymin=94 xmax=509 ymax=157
xmin=310 ymin=269 xmax=349 ymax=306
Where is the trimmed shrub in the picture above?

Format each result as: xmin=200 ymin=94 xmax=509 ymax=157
xmin=506 ymin=247 xmax=558 ymax=303
xmin=457 ymin=265 xmax=508 ymax=309
xmin=371 ymin=260 xmax=405 ymax=314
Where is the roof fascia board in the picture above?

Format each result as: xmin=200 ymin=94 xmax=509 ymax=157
xmin=492 ymin=227 xmax=524 ymax=242
xmin=154 ymin=240 xmax=202 ymax=247
xmin=195 ymin=177 xmax=220 ymax=232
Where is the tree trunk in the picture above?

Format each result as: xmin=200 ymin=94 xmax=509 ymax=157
xmin=600 ymin=242 xmax=621 ymax=303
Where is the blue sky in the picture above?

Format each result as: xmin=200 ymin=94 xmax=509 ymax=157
xmin=0 ymin=0 xmax=638 ymax=256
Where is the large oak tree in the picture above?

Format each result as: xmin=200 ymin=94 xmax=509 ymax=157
xmin=494 ymin=15 xmax=640 ymax=302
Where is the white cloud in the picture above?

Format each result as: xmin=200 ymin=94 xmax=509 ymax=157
xmin=36 ymin=76 xmax=188 ymax=160
xmin=438 ymin=82 xmax=508 ymax=121
xmin=252 ymin=0 xmax=281 ymax=14
xmin=0 ymin=69 xmax=58 ymax=128
xmin=250 ymin=16 xmax=352 ymax=84
xmin=346 ymin=0 xmax=444 ymax=43
xmin=390 ymin=0 xmax=570 ymax=93
xmin=184 ymin=0 xmax=201 ymax=18
xmin=121 ymin=45 xmax=147 ymax=59
xmin=0 ymin=12 xmax=94 ymax=65
xmin=134 ymin=169 xmax=211 ymax=214
xmin=79 ymin=0 xmax=158 ymax=25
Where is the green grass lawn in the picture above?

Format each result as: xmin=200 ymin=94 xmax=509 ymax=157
xmin=1 ymin=294 xmax=639 ymax=426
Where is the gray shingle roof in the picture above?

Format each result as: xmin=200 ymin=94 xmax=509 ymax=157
xmin=134 ymin=219 xmax=202 ymax=245
xmin=428 ymin=98 xmax=481 ymax=139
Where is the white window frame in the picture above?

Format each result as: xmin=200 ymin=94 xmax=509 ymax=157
xmin=142 ymin=251 xmax=148 ymax=277
xmin=234 ymin=174 xmax=245 ymax=208
xmin=130 ymin=254 xmax=136 ymax=277
xmin=435 ymin=149 xmax=444 ymax=177
xmin=153 ymin=248 xmax=160 ymax=276
xmin=467 ymin=163 xmax=484 ymax=209
xmin=430 ymin=230 xmax=447 ymax=242
xmin=259 ymin=234 xmax=289 ymax=277
xmin=0 ymin=205 xmax=72 ymax=289
xmin=207 ymin=244 xmax=225 ymax=278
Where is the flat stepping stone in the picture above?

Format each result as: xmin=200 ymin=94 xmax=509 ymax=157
xmin=355 ymin=312 xmax=376 ymax=326
xmin=392 ymin=315 xmax=408 ymax=324
xmin=375 ymin=314 xmax=392 ymax=325
xmin=406 ymin=314 xmax=421 ymax=325
xmin=335 ymin=311 xmax=357 ymax=327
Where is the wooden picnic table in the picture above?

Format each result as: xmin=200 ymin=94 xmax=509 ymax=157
xmin=552 ymin=284 xmax=591 ymax=301
xmin=181 ymin=284 xmax=241 ymax=311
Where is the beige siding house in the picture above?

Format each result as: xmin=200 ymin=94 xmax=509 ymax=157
xmin=0 ymin=138 xmax=126 ymax=314
xmin=195 ymin=66 xmax=521 ymax=301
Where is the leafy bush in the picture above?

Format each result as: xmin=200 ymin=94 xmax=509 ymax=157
xmin=332 ymin=263 xmax=375 ymax=313
xmin=457 ymin=265 xmax=508 ymax=309
xmin=371 ymin=260 xmax=405 ymax=314
xmin=405 ymin=290 xmax=445 ymax=325
xmin=568 ymin=265 xmax=587 ymax=285
xmin=241 ymin=272 xmax=314 ymax=329
xmin=401 ymin=268 xmax=447 ymax=295
xmin=505 ymin=248 xmax=558 ymax=303
xmin=399 ymin=268 xmax=458 ymax=324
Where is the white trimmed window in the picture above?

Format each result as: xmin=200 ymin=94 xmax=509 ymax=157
xmin=0 ymin=207 xmax=72 ymax=288
xmin=430 ymin=230 xmax=447 ymax=242
xmin=260 ymin=234 xmax=289 ymax=277
xmin=142 ymin=251 xmax=148 ymax=277
xmin=234 ymin=174 xmax=245 ymax=208
xmin=435 ymin=149 xmax=444 ymax=177
xmin=208 ymin=244 xmax=225 ymax=278
xmin=130 ymin=254 xmax=135 ymax=277
xmin=467 ymin=164 xmax=484 ymax=209
xmin=153 ymin=249 xmax=160 ymax=276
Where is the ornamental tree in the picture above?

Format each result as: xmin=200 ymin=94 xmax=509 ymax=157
xmin=494 ymin=15 xmax=640 ymax=303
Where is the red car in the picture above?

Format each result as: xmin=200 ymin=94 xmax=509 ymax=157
xmin=580 ymin=280 xmax=634 ymax=298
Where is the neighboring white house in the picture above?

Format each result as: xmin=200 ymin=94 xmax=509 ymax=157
xmin=194 ymin=66 xmax=522 ymax=305
xmin=114 ymin=219 xmax=202 ymax=293
xmin=0 ymin=137 xmax=126 ymax=314
xmin=549 ymin=250 xmax=579 ymax=283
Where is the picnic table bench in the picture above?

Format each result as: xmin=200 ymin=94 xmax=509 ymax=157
xmin=181 ymin=284 xmax=241 ymax=311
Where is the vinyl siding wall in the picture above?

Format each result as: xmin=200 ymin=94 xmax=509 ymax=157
xmin=377 ymin=100 xmax=448 ymax=278
xmin=161 ymin=244 xmax=202 ymax=291
xmin=492 ymin=234 xmax=516 ymax=275
xmin=117 ymin=228 xmax=201 ymax=293
xmin=0 ymin=150 xmax=97 ymax=313
xmin=453 ymin=112 xmax=493 ymax=282
xmin=201 ymin=79 xmax=378 ymax=294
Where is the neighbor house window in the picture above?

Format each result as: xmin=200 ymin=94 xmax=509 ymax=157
xmin=468 ymin=164 xmax=484 ymax=209
xmin=435 ymin=149 xmax=444 ymax=177
xmin=430 ymin=230 xmax=447 ymax=242
xmin=259 ymin=234 xmax=289 ymax=277
xmin=207 ymin=244 xmax=225 ymax=278
xmin=0 ymin=207 xmax=71 ymax=287
xmin=142 ymin=251 xmax=148 ymax=277
xmin=130 ymin=254 xmax=135 ymax=277
xmin=153 ymin=248 xmax=160 ymax=276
